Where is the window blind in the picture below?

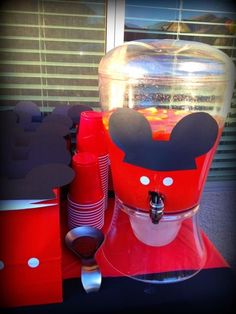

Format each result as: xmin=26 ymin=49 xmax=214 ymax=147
xmin=0 ymin=0 xmax=106 ymax=112
xmin=124 ymin=0 xmax=236 ymax=181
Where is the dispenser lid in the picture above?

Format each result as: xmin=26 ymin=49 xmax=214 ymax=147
xmin=99 ymin=39 xmax=235 ymax=82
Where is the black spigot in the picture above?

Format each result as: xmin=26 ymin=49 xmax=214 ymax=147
xmin=149 ymin=191 xmax=164 ymax=224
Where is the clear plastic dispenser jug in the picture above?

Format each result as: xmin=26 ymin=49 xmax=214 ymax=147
xmin=98 ymin=39 xmax=235 ymax=283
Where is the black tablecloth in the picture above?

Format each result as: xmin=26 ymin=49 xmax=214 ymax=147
xmin=2 ymin=267 xmax=235 ymax=314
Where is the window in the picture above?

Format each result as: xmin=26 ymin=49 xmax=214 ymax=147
xmin=0 ymin=0 xmax=106 ymax=112
xmin=0 ymin=0 xmax=235 ymax=181
xmin=123 ymin=0 xmax=236 ymax=181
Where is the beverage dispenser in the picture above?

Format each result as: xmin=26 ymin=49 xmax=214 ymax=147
xmin=98 ymin=39 xmax=235 ymax=283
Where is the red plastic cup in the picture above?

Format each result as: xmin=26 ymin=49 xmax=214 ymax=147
xmin=67 ymin=198 xmax=105 ymax=229
xmin=68 ymin=195 xmax=105 ymax=210
xmin=67 ymin=204 xmax=104 ymax=215
xmin=98 ymin=154 xmax=109 ymax=209
xmin=69 ymin=152 xmax=104 ymax=204
xmin=76 ymin=111 xmax=108 ymax=156
xmin=68 ymin=205 xmax=104 ymax=229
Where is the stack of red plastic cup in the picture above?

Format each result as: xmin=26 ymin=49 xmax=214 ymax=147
xmin=76 ymin=111 xmax=109 ymax=209
xmin=68 ymin=152 xmax=105 ymax=230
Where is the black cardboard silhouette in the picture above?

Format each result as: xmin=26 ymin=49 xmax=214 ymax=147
xmin=43 ymin=113 xmax=73 ymax=129
xmin=0 ymin=104 xmax=74 ymax=200
xmin=67 ymin=104 xmax=93 ymax=125
xmin=0 ymin=163 xmax=74 ymax=200
xmin=109 ymin=108 xmax=218 ymax=171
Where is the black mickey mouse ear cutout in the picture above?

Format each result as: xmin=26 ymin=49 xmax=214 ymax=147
xmin=109 ymin=108 xmax=152 ymax=151
xmin=109 ymin=108 xmax=219 ymax=171
xmin=170 ymin=111 xmax=219 ymax=157
xmin=14 ymin=101 xmax=41 ymax=115
xmin=1 ymin=128 xmax=71 ymax=179
xmin=0 ymin=163 xmax=75 ymax=200
xmin=16 ymin=111 xmax=32 ymax=125
xmin=67 ymin=104 xmax=93 ymax=125
xmin=26 ymin=163 xmax=75 ymax=194
xmin=29 ymin=133 xmax=71 ymax=166
xmin=43 ymin=113 xmax=73 ymax=129
xmin=52 ymin=104 xmax=71 ymax=116
xmin=38 ymin=121 xmax=71 ymax=137
xmin=16 ymin=112 xmax=41 ymax=132
xmin=14 ymin=101 xmax=42 ymax=121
